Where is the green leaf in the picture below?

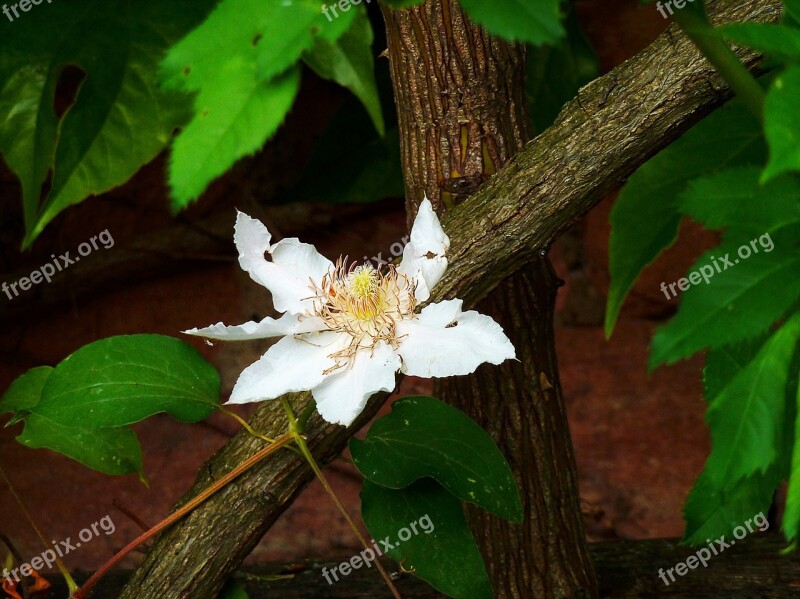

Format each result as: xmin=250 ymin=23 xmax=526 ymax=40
xmin=458 ymin=0 xmax=564 ymax=45
xmin=361 ymin=478 xmax=492 ymax=599
xmin=650 ymin=169 xmax=800 ymax=367
xmin=605 ymin=99 xmax=765 ymax=338
xmin=0 ymin=366 xmax=53 ymax=415
xmin=702 ymin=313 xmax=800 ymax=485
xmin=161 ymin=0 xmax=355 ymax=207
xmin=683 ymin=466 xmax=777 ymax=544
xmin=717 ymin=23 xmax=800 ymax=64
xmin=167 ymin=62 xmax=301 ymax=206
xmin=786 ymin=0 xmax=800 ymax=25
xmin=763 ymin=66 xmax=800 ymax=182
xmin=0 ymin=0 xmax=214 ymax=248
xmin=31 ymin=335 xmax=220 ymax=428
xmin=350 ymin=396 xmax=522 ymax=522
xmin=303 ymin=7 xmax=384 ymax=135
xmin=17 ymin=414 xmax=143 ymax=477
xmin=525 ymin=8 xmax=598 ymax=134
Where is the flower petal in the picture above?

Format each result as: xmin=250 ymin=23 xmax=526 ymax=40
xmin=397 ymin=198 xmax=450 ymax=301
xmin=396 ymin=299 xmax=515 ymax=378
xmin=312 ymin=342 xmax=400 ymax=426
xmin=228 ymin=331 xmax=348 ymax=404
xmin=183 ymin=312 xmax=326 ymax=341
xmin=234 ymin=211 xmax=333 ymax=314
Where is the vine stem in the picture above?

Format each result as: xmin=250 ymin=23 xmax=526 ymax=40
xmin=282 ymin=399 xmax=403 ymax=599
xmin=671 ymin=6 xmax=765 ymax=121
xmin=0 ymin=465 xmax=78 ymax=593
xmin=72 ymin=432 xmax=294 ymax=599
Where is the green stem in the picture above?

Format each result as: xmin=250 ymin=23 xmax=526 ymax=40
xmin=672 ymin=7 xmax=765 ymax=122
xmin=281 ymin=399 xmax=402 ymax=599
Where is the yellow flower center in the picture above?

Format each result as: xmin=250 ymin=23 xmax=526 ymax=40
xmin=311 ymin=258 xmax=417 ymax=372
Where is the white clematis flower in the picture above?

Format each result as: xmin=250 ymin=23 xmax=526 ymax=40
xmin=185 ymin=199 xmax=515 ymax=426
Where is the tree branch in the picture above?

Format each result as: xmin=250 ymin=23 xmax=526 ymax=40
xmin=119 ymin=1 xmax=780 ymax=596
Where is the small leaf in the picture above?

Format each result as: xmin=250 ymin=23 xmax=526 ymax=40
xmin=605 ymin=99 xmax=765 ymax=338
xmin=361 ymin=478 xmax=492 ymax=599
xmin=303 ymin=7 xmax=384 ymax=135
xmin=350 ymin=396 xmax=522 ymax=522
xmin=763 ymin=66 xmax=800 ymax=182
xmin=0 ymin=366 xmax=53 ymax=415
xmin=32 ymin=335 xmax=220 ymax=428
xmin=458 ymin=0 xmax=564 ymax=46
xmin=17 ymin=414 xmax=143 ymax=477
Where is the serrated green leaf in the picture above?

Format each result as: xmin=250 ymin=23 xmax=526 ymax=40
xmin=605 ymin=99 xmax=765 ymax=338
xmin=361 ymin=478 xmax=492 ymax=599
xmin=717 ymin=23 xmax=800 ymax=64
xmin=31 ymin=335 xmax=220 ymax=428
xmin=17 ymin=414 xmax=143 ymax=477
xmin=0 ymin=366 xmax=53 ymax=415
xmin=167 ymin=61 xmax=301 ymax=206
xmin=526 ymin=8 xmax=598 ymax=134
xmin=161 ymin=0 xmax=354 ymax=207
xmin=303 ymin=7 xmax=384 ymax=135
xmin=701 ymin=313 xmax=800 ymax=486
xmin=683 ymin=466 xmax=777 ymax=545
xmin=350 ymin=396 xmax=522 ymax=522
xmin=650 ymin=169 xmax=800 ymax=367
xmin=764 ymin=66 xmax=800 ymax=182
xmin=0 ymin=0 xmax=214 ymax=249
xmin=459 ymin=0 xmax=563 ymax=45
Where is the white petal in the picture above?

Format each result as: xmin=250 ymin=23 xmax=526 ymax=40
xmin=396 ymin=299 xmax=515 ymax=378
xmin=234 ymin=212 xmax=333 ymax=314
xmin=397 ymin=198 xmax=450 ymax=302
xmin=228 ymin=332 xmax=348 ymax=404
xmin=183 ymin=312 xmax=326 ymax=341
xmin=312 ymin=342 xmax=400 ymax=427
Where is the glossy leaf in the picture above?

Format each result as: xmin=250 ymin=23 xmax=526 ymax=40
xmin=32 ymin=335 xmax=220 ymax=428
xmin=350 ymin=396 xmax=522 ymax=522
xmin=361 ymin=479 xmax=492 ymax=599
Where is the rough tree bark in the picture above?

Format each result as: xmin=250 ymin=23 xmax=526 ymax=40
xmin=381 ymin=2 xmax=594 ymax=597
xmin=118 ymin=1 xmax=779 ymax=596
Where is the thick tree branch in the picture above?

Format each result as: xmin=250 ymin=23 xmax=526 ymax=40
xmin=119 ymin=1 xmax=779 ymax=596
